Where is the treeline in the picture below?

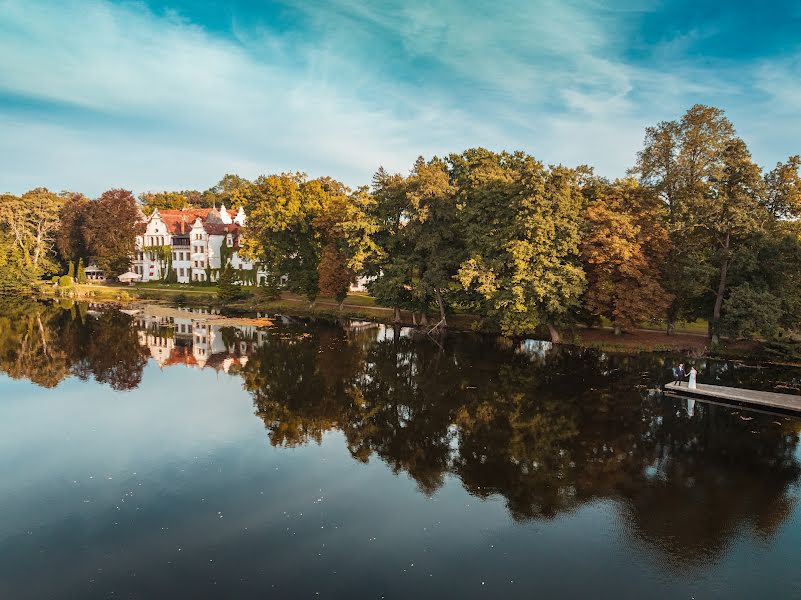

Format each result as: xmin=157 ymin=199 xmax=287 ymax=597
xmin=1 ymin=104 xmax=800 ymax=342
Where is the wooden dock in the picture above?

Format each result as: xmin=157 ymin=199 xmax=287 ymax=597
xmin=663 ymin=381 xmax=801 ymax=415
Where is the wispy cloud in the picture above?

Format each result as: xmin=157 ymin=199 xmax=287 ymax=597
xmin=0 ymin=0 xmax=799 ymax=196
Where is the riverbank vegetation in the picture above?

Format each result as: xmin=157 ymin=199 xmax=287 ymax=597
xmin=2 ymin=104 xmax=800 ymax=350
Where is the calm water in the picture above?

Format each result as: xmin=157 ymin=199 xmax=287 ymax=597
xmin=1 ymin=300 xmax=801 ymax=599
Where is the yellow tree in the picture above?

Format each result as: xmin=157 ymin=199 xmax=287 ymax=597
xmin=581 ymin=179 xmax=672 ymax=334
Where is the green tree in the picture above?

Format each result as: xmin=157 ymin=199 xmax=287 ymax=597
xmin=76 ymin=258 xmax=87 ymax=284
xmin=453 ymin=149 xmax=585 ymax=339
xmin=405 ymin=156 xmax=462 ymax=327
xmin=139 ymin=191 xmax=189 ymax=215
xmin=217 ymin=264 xmax=246 ymax=304
xmin=366 ymin=168 xmax=413 ymax=323
xmin=56 ymin=193 xmax=91 ymax=265
xmin=633 ymin=105 xmax=738 ymax=334
xmin=0 ymin=188 xmax=65 ymax=278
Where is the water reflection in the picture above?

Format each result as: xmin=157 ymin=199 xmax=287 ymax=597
xmin=2 ymin=300 xmax=800 ymax=574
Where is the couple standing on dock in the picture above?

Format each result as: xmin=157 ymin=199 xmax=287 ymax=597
xmin=674 ymin=364 xmax=698 ymax=389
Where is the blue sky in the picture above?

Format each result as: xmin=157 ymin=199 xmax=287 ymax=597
xmin=1 ymin=0 xmax=800 ymax=196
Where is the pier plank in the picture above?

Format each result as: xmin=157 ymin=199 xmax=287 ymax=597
xmin=664 ymin=382 xmax=801 ymax=414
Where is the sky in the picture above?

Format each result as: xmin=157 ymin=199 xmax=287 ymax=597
xmin=1 ymin=0 xmax=800 ymax=197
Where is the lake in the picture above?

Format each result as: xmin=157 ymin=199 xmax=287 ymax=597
xmin=1 ymin=300 xmax=800 ymax=598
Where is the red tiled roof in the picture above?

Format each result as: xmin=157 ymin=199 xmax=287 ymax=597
xmin=156 ymin=208 xmax=236 ymax=235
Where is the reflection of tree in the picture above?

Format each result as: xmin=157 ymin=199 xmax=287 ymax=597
xmin=240 ymin=323 xmax=801 ymax=566
xmin=0 ymin=299 xmax=71 ymax=387
xmin=68 ymin=311 xmax=149 ymax=390
xmin=0 ymin=300 xmax=148 ymax=390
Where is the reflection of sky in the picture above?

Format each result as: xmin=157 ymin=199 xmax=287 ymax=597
xmin=2 ymin=360 xmax=801 ymax=598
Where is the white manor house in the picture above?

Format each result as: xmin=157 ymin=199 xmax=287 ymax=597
xmin=132 ymin=204 xmax=262 ymax=284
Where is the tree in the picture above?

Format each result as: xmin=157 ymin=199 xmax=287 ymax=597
xmin=240 ymin=173 xmax=320 ymax=304
xmin=453 ymin=149 xmax=585 ymax=339
xmin=56 ymin=193 xmax=91 ymax=264
xmin=405 ymin=156 xmax=462 ymax=327
xmin=81 ymin=189 xmax=141 ymax=277
xmin=581 ymin=179 xmax=672 ymax=334
xmin=0 ymin=231 xmax=33 ymax=294
xmin=206 ymin=174 xmax=253 ymax=208
xmin=0 ymin=188 xmax=64 ymax=278
xmin=139 ymin=191 xmax=189 ymax=215
xmin=67 ymin=261 xmax=75 ymax=279
xmin=632 ymin=105 xmax=739 ymax=334
xmin=318 ymin=242 xmax=353 ymax=308
xmin=697 ymin=138 xmax=766 ymax=345
xmin=366 ymin=168 xmax=413 ymax=323
xmin=217 ymin=264 xmax=246 ymax=304
xmin=76 ymin=258 xmax=87 ymax=284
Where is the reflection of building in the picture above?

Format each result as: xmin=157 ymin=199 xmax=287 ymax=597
xmin=135 ymin=306 xmax=269 ymax=373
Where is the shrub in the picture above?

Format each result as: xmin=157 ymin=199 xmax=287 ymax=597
xmin=59 ymin=275 xmax=74 ymax=288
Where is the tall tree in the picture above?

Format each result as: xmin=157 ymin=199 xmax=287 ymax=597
xmin=81 ymin=189 xmax=141 ymax=277
xmin=453 ymin=149 xmax=585 ymax=339
xmin=318 ymin=242 xmax=353 ymax=308
xmin=366 ymin=168 xmax=413 ymax=323
xmin=581 ymin=179 xmax=672 ymax=334
xmin=405 ymin=157 xmax=462 ymax=327
xmin=0 ymin=188 xmax=64 ymax=277
xmin=56 ymin=193 xmax=92 ymax=264
xmin=633 ymin=105 xmax=739 ymax=334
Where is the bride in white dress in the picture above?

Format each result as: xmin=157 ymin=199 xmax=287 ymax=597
xmin=688 ymin=366 xmax=698 ymax=390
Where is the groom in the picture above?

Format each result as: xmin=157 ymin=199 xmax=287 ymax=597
xmin=673 ymin=363 xmax=686 ymax=385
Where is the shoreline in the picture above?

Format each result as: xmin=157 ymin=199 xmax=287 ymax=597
xmin=32 ymin=281 xmax=765 ymax=358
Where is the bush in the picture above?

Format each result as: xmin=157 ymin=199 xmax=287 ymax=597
xmin=59 ymin=275 xmax=74 ymax=288
xmin=76 ymin=259 xmax=87 ymax=284
xmin=217 ymin=265 xmax=246 ymax=304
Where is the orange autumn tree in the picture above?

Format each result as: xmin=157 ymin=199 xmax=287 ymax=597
xmin=581 ymin=179 xmax=672 ymax=334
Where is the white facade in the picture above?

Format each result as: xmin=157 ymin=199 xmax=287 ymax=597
xmin=132 ymin=204 xmax=259 ymax=284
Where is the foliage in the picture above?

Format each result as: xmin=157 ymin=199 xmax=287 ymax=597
xmin=76 ymin=258 xmax=87 ymax=284
xmin=59 ymin=275 xmax=74 ymax=288
xmin=633 ymin=104 xmax=801 ymax=342
xmin=318 ymin=242 xmax=353 ymax=305
xmin=454 ymin=150 xmax=585 ymax=336
xmin=217 ymin=264 xmax=246 ymax=304
xmin=580 ymin=179 xmax=672 ymax=332
xmin=0 ymin=188 xmax=64 ymax=279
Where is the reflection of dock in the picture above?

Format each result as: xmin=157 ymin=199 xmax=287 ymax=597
xmin=664 ymin=382 xmax=801 ymax=415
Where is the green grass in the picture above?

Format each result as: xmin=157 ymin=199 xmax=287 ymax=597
xmin=598 ymin=316 xmax=709 ymax=335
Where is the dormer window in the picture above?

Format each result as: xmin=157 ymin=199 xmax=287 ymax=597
xmin=226 ymin=234 xmax=233 ymax=246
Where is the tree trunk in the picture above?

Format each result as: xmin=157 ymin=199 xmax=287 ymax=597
xmin=710 ymin=231 xmax=730 ymax=346
xmin=412 ymin=312 xmax=418 ymax=326
xmin=434 ymin=289 xmax=448 ymax=328
xmin=338 ymin=300 xmax=344 ymax=312
xmin=613 ymin=323 xmax=622 ymax=336
xmin=393 ymin=306 xmax=401 ymax=324
xmin=667 ymin=320 xmax=675 ymax=336
xmin=547 ymin=322 xmax=561 ymax=344
xmin=420 ymin=312 xmax=429 ymax=327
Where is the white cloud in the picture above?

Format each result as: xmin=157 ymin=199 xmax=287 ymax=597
xmin=0 ymin=0 xmax=799 ymax=196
